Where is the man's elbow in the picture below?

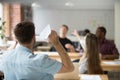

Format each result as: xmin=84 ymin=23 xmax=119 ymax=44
xmin=66 ymin=65 xmax=74 ymax=72
xmin=70 ymin=65 xmax=74 ymax=72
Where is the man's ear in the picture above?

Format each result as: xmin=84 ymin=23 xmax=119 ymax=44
xmin=31 ymin=35 xmax=36 ymax=43
xmin=33 ymin=35 xmax=36 ymax=41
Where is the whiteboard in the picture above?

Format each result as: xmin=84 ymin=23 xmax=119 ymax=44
xmin=33 ymin=8 xmax=114 ymax=40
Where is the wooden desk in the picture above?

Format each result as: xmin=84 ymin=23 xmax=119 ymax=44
xmin=34 ymin=51 xmax=120 ymax=71
xmin=37 ymin=46 xmax=51 ymax=51
xmin=54 ymin=75 xmax=108 ymax=80
xmin=72 ymin=61 xmax=120 ymax=72
xmin=79 ymin=75 xmax=108 ymax=80
xmin=101 ymin=60 xmax=120 ymax=71
xmin=54 ymin=63 xmax=79 ymax=80
xmin=34 ymin=52 xmax=81 ymax=60
xmin=54 ymin=63 xmax=109 ymax=80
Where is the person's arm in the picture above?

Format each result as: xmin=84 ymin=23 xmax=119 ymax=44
xmin=65 ymin=43 xmax=75 ymax=52
xmin=49 ymin=31 xmax=74 ymax=73
xmin=72 ymin=30 xmax=86 ymax=51
xmin=72 ymin=30 xmax=81 ymax=39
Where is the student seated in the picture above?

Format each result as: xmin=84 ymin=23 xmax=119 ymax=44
xmin=74 ymin=29 xmax=90 ymax=52
xmin=96 ymin=26 xmax=119 ymax=60
xmin=50 ymin=25 xmax=75 ymax=52
xmin=0 ymin=21 xmax=74 ymax=80
xmin=79 ymin=33 xmax=103 ymax=74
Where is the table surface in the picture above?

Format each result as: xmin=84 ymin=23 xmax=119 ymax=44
xmin=54 ymin=74 xmax=108 ymax=80
xmin=34 ymin=51 xmax=120 ymax=71
xmin=101 ymin=60 xmax=120 ymax=71
xmin=34 ymin=51 xmax=81 ymax=60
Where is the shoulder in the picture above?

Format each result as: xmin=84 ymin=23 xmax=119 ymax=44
xmin=59 ymin=37 xmax=73 ymax=43
xmin=3 ymin=49 xmax=15 ymax=57
xmin=28 ymin=53 xmax=48 ymax=61
xmin=59 ymin=37 xmax=71 ymax=41
xmin=65 ymin=37 xmax=73 ymax=43
xmin=1 ymin=49 xmax=15 ymax=62
xmin=27 ymin=53 xmax=49 ymax=66
xmin=104 ymin=39 xmax=115 ymax=45
xmin=65 ymin=37 xmax=71 ymax=41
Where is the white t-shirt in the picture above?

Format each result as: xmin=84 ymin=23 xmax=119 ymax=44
xmin=79 ymin=58 xmax=88 ymax=74
xmin=79 ymin=36 xmax=86 ymax=51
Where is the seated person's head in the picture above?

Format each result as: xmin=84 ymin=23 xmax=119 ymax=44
xmin=14 ymin=21 xmax=35 ymax=45
xmin=96 ymin=26 xmax=106 ymax=39
xmin=86 ymin=33 xmax=99 ymax=54
xmin=84 ymin=29 xmax=90 ymax=35
xmin=59 ymin=25 xmax=69 ymax=38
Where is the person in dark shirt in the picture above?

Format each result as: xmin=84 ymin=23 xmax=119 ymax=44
xmin=96 ymin=26 xmax=119 ymax=60
xmin=50 ymin=25 xmax=75 ymax=52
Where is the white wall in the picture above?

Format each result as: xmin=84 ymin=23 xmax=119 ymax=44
xmin=115 ymin=0 xmax=120 ymax=53
xmin=33 ymin=8 xmax=114 ymax=40
xmin=0 ymin=3 xmax=3 ymax=19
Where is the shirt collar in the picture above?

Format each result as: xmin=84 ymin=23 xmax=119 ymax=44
xmin=16 ymin=45 xmax=33 ymax=53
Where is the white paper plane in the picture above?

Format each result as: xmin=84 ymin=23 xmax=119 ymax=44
xmin=36 ymin=24 xmax=51 ymax=42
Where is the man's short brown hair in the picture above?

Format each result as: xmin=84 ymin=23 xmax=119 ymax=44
xmin=62 ymin=24 xmax=69 ymax=30
xmin=14 ymin=21 xmax=35 ymax=44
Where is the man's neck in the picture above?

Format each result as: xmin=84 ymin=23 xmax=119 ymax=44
xmin=60 ymin=36 xmax=66 ymax=38
xmin=60 ymin=35 xmax=66 ymax=38
xmin=21 ymin=43 xmax=33 ymax=52
xmin=99 ymin=37 xmax=105 ymax=43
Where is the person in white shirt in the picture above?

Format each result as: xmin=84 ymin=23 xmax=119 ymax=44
xmin=73 ymin=30 xmax=103 ymax=74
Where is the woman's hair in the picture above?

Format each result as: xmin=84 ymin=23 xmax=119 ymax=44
xmin=86 ymin=33 xmax=103 ymax=74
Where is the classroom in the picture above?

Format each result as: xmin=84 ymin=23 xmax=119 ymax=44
xmin=0 ymin=0 xmax=120 ymax=80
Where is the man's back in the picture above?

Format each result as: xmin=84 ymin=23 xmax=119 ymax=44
xmin=0 ymin=21 xmax=74 ymax=80
xmin=2 ymin=46 xmax=61 ymax=80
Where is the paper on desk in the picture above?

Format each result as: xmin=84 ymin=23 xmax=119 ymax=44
xmin=80 ymin=75 xmax=101 ymax=80
xmin=36 ymin=24 xmax=51 ymax=42
xmin=103 ymin=61 xmax=120 ymax=65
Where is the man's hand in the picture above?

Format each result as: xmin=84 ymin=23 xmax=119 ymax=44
xmin=65 ymin=43 xmax=75 ymax=52
xmin=72 ymin=30 xmax=79 ymax=37
xmin=49 ymin=30 xmax=59 ymax=45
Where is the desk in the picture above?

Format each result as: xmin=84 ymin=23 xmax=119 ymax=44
xmin=54 ymin=63 xmax=109 ymax=80
xmin=71 ymin=62 xmax=120 ymax=72
xmin=54 ymin=75 xmax=108 ymax=80
xmin=34 ymin=51 xmax=120 ymax=71
xmin=34 ymin=52 xmax=81 ymax=60
xmin=79 ymin=75 xmax=108 ymax=80
xmin=54 ymin=63 xmax=79 ymax=80
xmin=101 ymin=60 xmax=120 ymax=71
xmin=37 ymin=46 xmax=51 ymax=51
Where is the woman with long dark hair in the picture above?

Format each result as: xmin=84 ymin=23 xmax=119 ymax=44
xmin=73 ymin=30 xmax=103 ymax=74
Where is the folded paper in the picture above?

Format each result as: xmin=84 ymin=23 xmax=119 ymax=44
xmin=36 ymin=24 xmax=51 ymax=42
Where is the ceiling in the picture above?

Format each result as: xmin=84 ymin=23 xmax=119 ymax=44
xmin=0 ymin=0 xmax=116 ymax=9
